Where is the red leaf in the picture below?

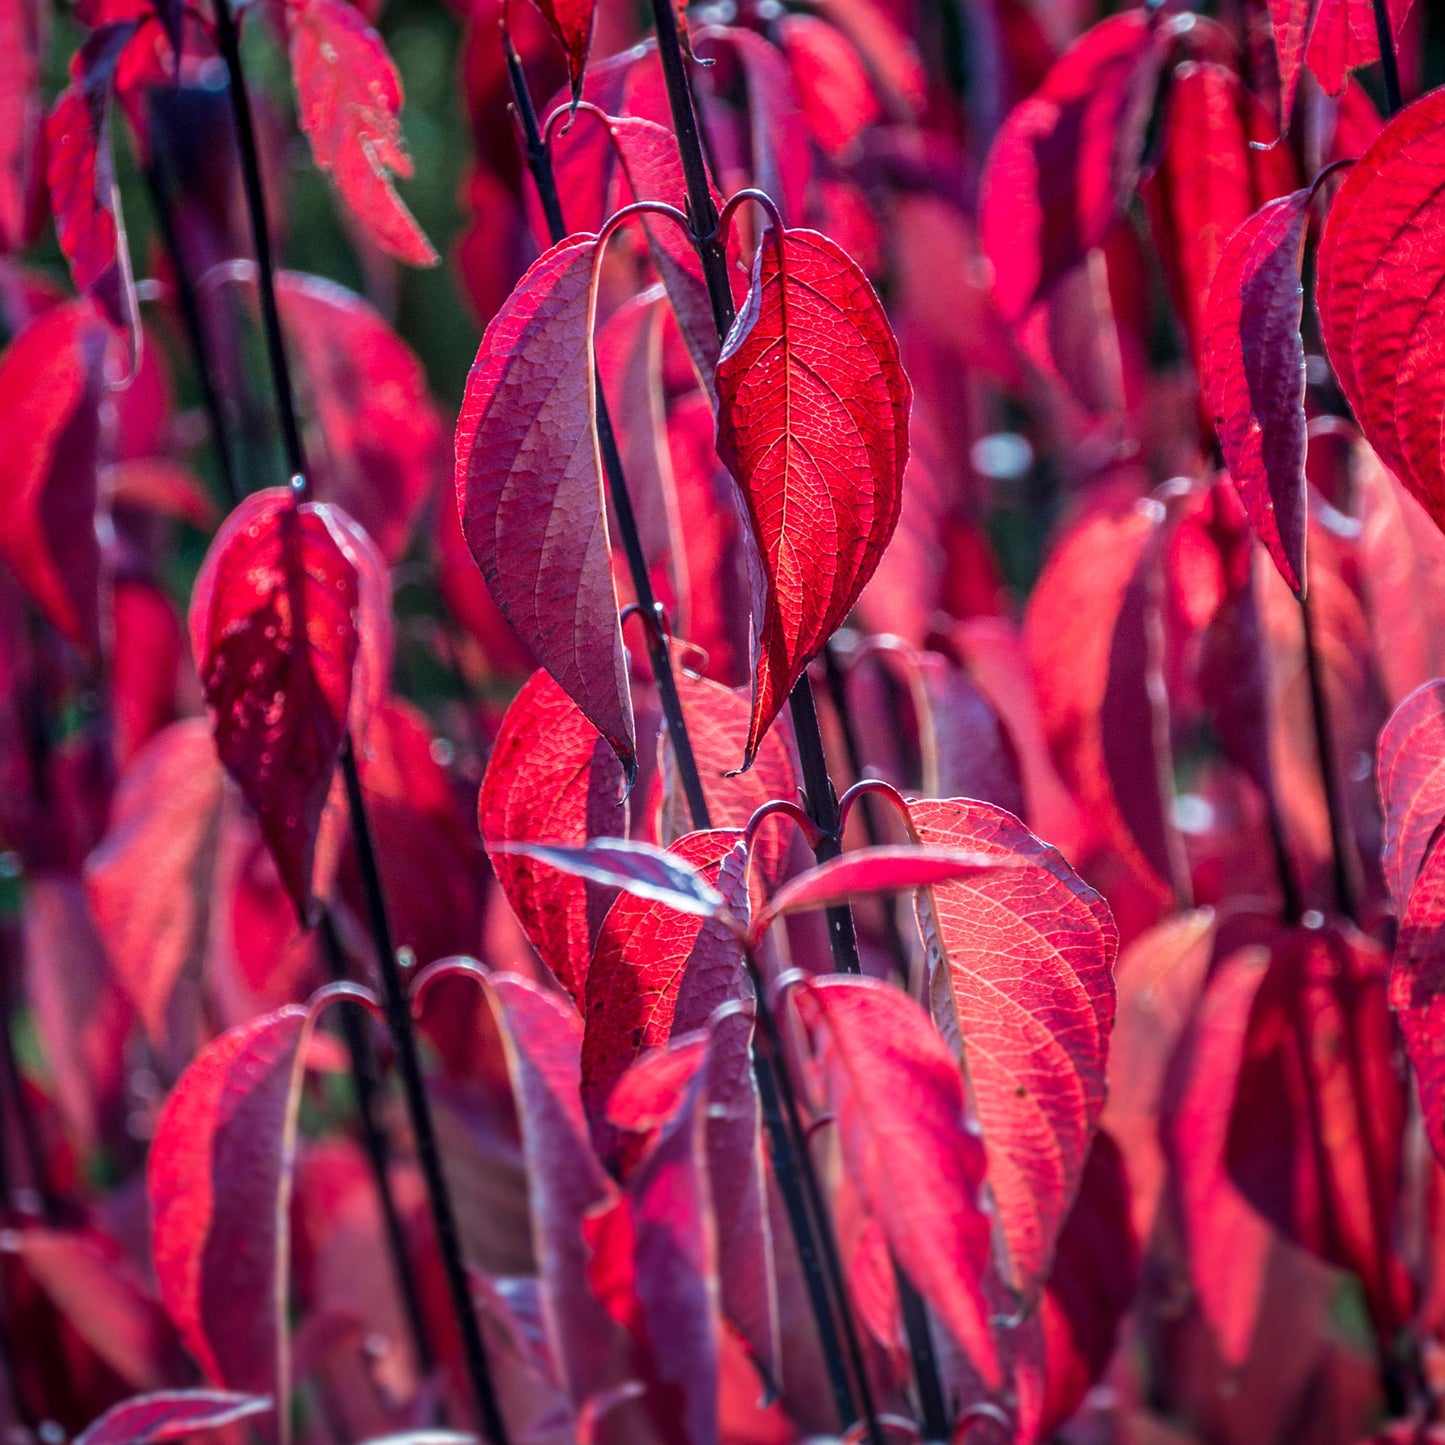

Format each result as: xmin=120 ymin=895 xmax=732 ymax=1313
xmin=714 ymin=227 xmax=910 ymax=766
xmin=979 ymin=11 xmax=1161 ymax=322
xmin=85 ymin=719 xmax=224 ymax=1043
xmin=110 ymin=577 xmax=182 ymax=767
xmin=148 ymin=1006 xmax=315 ymax=1408
xmin=1226 ymin=925 xmax=1411 ymax=1338
xmin=1203 ymin=190 xmax=1312 ymax=595
xmin=536 ymin=0 xmax=595 ymax=103
xmin=456 ymin=234 xmax=636 ymax=773
xmin=911 ymin=796 xmax=1118 ymax=1301
xmin=792 ymin=975 xmax=999 ymax=1388
xmin=188 ymin=488 xmax=388 ymax=919
xmin=0 ymin=0 xmax=44 ymax=253
xmin=1036 ymin=1131 xmax=1139 ymax=1438
xmin=277 ymin=271 xmax=443 ymax=563
xmin=1394 ymin=839 xmax=1445 ymax=1166
xmin=45 ymin=23 xmax=135 ymax=320
xmin=287 ymin=0 xmax=437 ymax=267
xmin=1144 ymin=61 xmax=1298 ymax=380
xmin=777 ymin=14 xmax=880 ymax=158
xmin=479 ymin=669 xmax=628 ymax=1004
xmin=1318 ymin=88 xmax=1445 ymax=527
xmin=0 ymin=300 xmax=108 ymax=655
xmin=1268 ymin=0 xmax=1413 ymax=123
xmin=75 ymin=1391 xmax=272 ymax=1445
xmin=1378 ymin=679 xmax=1445 ymax=916
xmin=658 ymin=667 xmax=797 ymax=884
xmin=581 ymin=830 xmax=746 ymax=1131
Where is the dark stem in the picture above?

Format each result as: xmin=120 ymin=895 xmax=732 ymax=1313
xmin=212 ymin=0 xmax=308 ymax=481
xmin=503 ymin=38 xmax=713 ymax=832
xmin=340 ymin=740 xmax=512 ymax=1444
xmin=747 ymin=954 xmax=886 ymax=1445
xmin=1371 ymin=0 xmax=1403 ymax=115
xmin=317 ymin=908 xmax=437 ymax=1382
xmin=214 ymin=10 xmax=506 ymax=1433
xmin=896 ymin=1261 xmax=950 ymax=1441
xmin=142 ymin=147 xmax=241 ymax=508
xmin=1299 ymin=590 xmax=1360 ymax=924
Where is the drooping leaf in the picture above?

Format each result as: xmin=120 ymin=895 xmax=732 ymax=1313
xmin=456 ymin=234 xmax=636 ymax=773
xmin=74 ymin=1391 xmax=272 ymax=1445
xmin=714 ymin=226 xmax=910 ymax=766
xmin=1144 ymin=61 xmax=1298 ymax=380
xmin=188 ymin=488 xmax=389 ymax=919
xmin=479 ymin=668 xmax=626 ymax=1005
xmin=0 ymin=300 xmax=107 ymax=655
xmin=287 ymin=0 xmax=437 ymax=266
xmin=979 ymin=11 xmax=1161 ymax=322
xmin=84 ymin=719 xmax=224 ymax=1044
xmin=1268 ymin=0 xmax=1413 ymax=124
xmin=535 ymin=0 xmax=595 ymax=103
xmin=1377 ymin=679 xmax=1445 ymax=916
xmin=581 ymin=831 xmax=746 ymax=1130
xmin=1203 ymin=189 xmax=1312 ymax=596
xmin=45 ymin=23 xmax=137 ymax=325
xmin=791 ymin=975 xmax=1000 ymax=1388
xmin=148 ymin=1006 xmax=315 ymax=1416
xmin=277 ymin=271 xmax=443 ymax=562
xmin=1317 ymin=88 xmax=1445 ymax=527
xmin=911 ymin=796 xmax=1118 ymax=1301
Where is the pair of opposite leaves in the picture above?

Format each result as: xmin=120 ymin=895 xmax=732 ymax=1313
xmin=455 ymin=206 xmax=911 ymax=778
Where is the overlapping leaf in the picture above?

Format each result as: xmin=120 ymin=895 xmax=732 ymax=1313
xmin=1204 ymin=189 xmax=1313 ymax=595
xmin=479 ymin=669 xmax=627 ymax=1004
xmin=1318 ymin=88 xmax=1445 ymax=527
xmin=792 ymin=975 xmax=1000 ymax=1387
xmin=1268 ymin=0 xmax=1413 ymax=123
xmin=714 ymin=226 xmax=910 ymax=767
xmin=979 ymin=11 xmax=1161 ymax=322
xmin=912 ymin=796 xmax=1118 ymax=1301
xmin=456 ymin=234 xmax=637 ymax=772
xmin=286 ymin=0 xmax=437 ymax=266
xmin=0 ymin=300 xmax=107 ymax=656
xmin=188 ymin=488 xmax=389 ymax=918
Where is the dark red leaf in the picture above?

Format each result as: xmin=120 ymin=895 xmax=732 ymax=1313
xmin=0 ymin=300 xmax=108 ymax=655
xmin=188 ymin=488 xmax=389 ymax=919
xmin=1203 ymin=189 xmax=1312 ymax=595
xmin=479 ymin=669 xmax=628 ymax=1003
xmin=0 ymin=0 xmax=45 ymax=254
xmin=75 ymin=1392 xmax=272 ymax=1445
xmin=1394 ymin=839 xmax=1445 ymax=1166
xmin=581 ymin=830 xmax=746 ymax=1131
xmin=979 ymin=11 xmax=1161 ymax=322
xmin=84 ymin=719 xmax=224 ymax=1044
xmin=714 ymin=226 xmax=910 ymax=766
xmin=1318 ymin=88 xmax=1445 ymax=527
xmin=277 ymin=271 xmax=443 ymax=562
xmin=911 ymin=796 xmax=1117 ymax=1301
xmin=148 ymin=1006 xmax=315 ymax=1407
xmin=287 ymin=0 xmax=437 ymax=266
xmin=1226 ymin=925 xmax=1412 ymax=1338
xmin=792 ymin=975 xmax=999 ymax=1388
xmin=45 ymin=23 xmax=136 ymax=322
xmin=456 ymin=234 xmax=636 ymax=773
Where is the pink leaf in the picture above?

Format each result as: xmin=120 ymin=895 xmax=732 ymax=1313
xmin=74 ymin=1392 xmax=272 ymax=1445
